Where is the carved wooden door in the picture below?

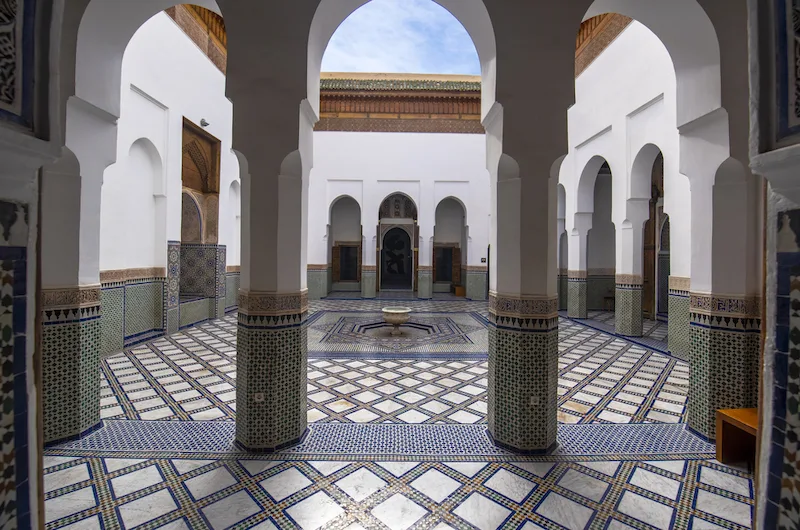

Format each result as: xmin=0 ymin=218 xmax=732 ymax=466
xmin=331 ymin=245 xmax=341 ymax=283
xmin=453 ymin=247 xmax=461 ymax=286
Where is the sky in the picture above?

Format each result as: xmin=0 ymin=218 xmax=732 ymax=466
xmin=320 ymin=0 xmax=481 ymax=75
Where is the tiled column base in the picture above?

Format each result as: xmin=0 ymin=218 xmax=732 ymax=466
xmin=236 ymin=291 xmax=308 ymax=451
xmin=688 ymin=294 xmax=760 ymax=440
xmin=307 ymin=265 xmax=329 ymax=300
xmin=615 ymin=276 xmax=643 ymax=337
xmin=668 ymin=278 xmax=690 ymax=358
xmin=558 ymin=274 xmax=568 ymax=310
xmin=465 ymin=267 xmax=488 ymax=301
xmin=488 ymin=294 xmax=559 ymax=453
xmin=567 ymin=272 xmax=587 ymax=319
xmin=361 ymin=267 xmax=376 ymax=299
xmin=42 ymin=287 xmax=102 ymax=443
xmin=417 ymin=267 xmax=432 ymax=299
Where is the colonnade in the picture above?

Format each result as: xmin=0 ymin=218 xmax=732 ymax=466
xmin=34 ymin=0 xmax=757 ymax=457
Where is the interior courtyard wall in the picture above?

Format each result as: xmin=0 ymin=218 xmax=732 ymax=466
xmin=308 ymin=131 xmax=490 ymax=299
xmin=98 ymin=12 xmax=239 ymax=353
xmin=562 ymin=21 xmax=684 ymax=330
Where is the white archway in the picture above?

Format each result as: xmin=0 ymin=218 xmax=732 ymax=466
xmin=308 ymin=0 xmax=497 ymax=119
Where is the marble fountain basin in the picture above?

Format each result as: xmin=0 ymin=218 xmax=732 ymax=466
xmin=382 ymin=306 xmax=412 ymax=336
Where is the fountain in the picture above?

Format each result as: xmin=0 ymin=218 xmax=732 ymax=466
xmin=382 ymin=306 xmax=412 ymax=336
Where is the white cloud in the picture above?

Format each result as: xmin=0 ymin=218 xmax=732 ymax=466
xmin=321 ymin=0 xmax=480 ymax=75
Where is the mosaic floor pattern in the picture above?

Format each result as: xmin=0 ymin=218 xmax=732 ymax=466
xmin=46 ymin=299 xmax=753 ymax=529
xmin=99 ymin=307 xmax=687 ymax=426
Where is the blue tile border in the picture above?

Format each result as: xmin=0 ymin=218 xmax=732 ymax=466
xmin=1 ymin=245 xmax=29 ymax=529
xmin=48 ymin=420 xmax=714 ymax=458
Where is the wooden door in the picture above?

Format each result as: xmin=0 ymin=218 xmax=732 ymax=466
xmin=452 ymin=247 xmax=462 ymax=286
xmin=332 ymin=245 xmax=341 ymax=283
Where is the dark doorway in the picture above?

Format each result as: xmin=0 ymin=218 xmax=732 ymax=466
xmin=435 ymin=247 xmax=453 ymax=282
xmin=381 ymin=228 xmax=413 ymax=290
xmin=339 ymin=245 xmax=359 ymax=281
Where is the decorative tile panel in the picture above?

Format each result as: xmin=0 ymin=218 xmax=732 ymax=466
xmin=0 ymin=0 xmax=34 ymax=128
xmin=615 ymin=276 xmax=643 ymax=337
xmin=167 ymin=241 xmax=180 ymax=309
xmin=237 ymin=289 xmax=309 ymax=450
xmin=179 ymin=243 xmax=217 ymax=298
xmin=465 ymin=268 xmax=488 ymax=301
xmin=307 ymin=266 xmax=329 ymax=300
xmin=100 ymin=287 xmax=123 ymax=355
xmin=568 ymin=277 xmax=588 ymax=319
xmin=687 ymin=291 xmax=761 ymax=439
xmin=0 ymin=242 xmax=28 ymax=528
xmin=42 ymin=288 xmax=102 ymax=444
xmin=487 ymin=292 xmax=558 ymax=452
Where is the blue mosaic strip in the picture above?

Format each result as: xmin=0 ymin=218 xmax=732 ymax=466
xmin=52 ymin=420 xmax=713 ymax=457
xmin=308 ymin=351 xmax=489 ymax=360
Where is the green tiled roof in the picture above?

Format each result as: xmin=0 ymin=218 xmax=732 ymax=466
xmin=320 ymin=78 xmax=481 ymax=92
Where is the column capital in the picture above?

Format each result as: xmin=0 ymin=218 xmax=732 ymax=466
xmin=238 ymin=289 xmax=308 ymax=318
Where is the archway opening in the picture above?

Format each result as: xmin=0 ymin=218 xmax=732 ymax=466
xmin=330 ymin=196 xmax=363 ymax=292
xmin=586 ymin=162 xmax=616 ymax=314
xmin=378 ymin=193 xmax=418 ymax=292
xmin=434 ymin=198 xmax=467 ymax=296
xmin=381 ymin=227 xmax=414 ymax=290
xmin=642 ymin=152 xmax=664 ymax=320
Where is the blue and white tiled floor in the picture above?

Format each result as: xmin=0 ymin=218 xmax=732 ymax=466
xmin=45 ymin=299 xmax=753 ymax=529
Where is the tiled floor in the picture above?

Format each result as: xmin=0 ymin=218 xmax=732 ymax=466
xmin=99 ymin=308 xmax=687 ymax=425
xmin=46 ymin=299 xmax=752 ymax=529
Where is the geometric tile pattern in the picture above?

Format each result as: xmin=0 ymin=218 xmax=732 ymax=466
xmin=100 ymin=287 xmax=124 ymax=355
xmin=487 ymin=293 xmax=560 ymax=453
xmin=41 ymin=455 xmax=755 ymax=529
xmin=584 ymin=310 xmax=668 ymax=344
xmin=49 ymin=421 xmax=716 ymax=457
xmin=308 ymin=311 xmax=487 ymax=355
xmin=615 ymin=284 xmax=644 ymax=337
xmin=568 ymin=279 xmax=588 ymax=318
xmin=669 ymin=291 xmax=691 ymax=359
xmin=42 ymin=296 xmax=102 ymax=444
xmin=179 ymin=244 xmax=218 ymax=298
xmin=688 ymin=292 xmax=760 ymax=440
xmin=97 ymin=310 xmax=690 ymax=428
xmin=1 ymin=248 xmax=29 ymax=529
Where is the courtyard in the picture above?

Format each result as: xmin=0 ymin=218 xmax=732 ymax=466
xmin=42 ymin=299 xmax=753 ymax=530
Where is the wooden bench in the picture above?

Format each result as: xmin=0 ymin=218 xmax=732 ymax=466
xmin=716 ymin=408 xmax=758 ymax=467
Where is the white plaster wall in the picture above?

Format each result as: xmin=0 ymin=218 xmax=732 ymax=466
xmin=435 ymin=199 xmax=466 ymax=244
xmin=561 ymin=21 xmax=684 ymax=276
xmin=309 ymin=132 xmax=490 ymax=268
xmin=331 ymin=197 xmax=362 ymax=242
xmin=99 ymin=12 xmax=240 ymax=271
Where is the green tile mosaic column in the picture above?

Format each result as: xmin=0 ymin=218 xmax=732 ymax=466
xmin=688 ymin=294 xmax=761 ymax=440
xmin=42 ymin=287 xmax=102 ymax=443
xmin=236 ymin=291 xmax=308 ymax=451
xmin=361 ymin=266 xmax=376 ymax=298
xmin=417 ymin=266 xmax=432 ymax=299
xmin=567 ymin=271 xmax=587 ymax=318
xmin=488 ymin=294 xmax=559 ymax=453
xmin=307 ymin=265 xmax=329 ymax=300
xmin=668 ymin=277 xmax=690 ymax=358
xmin=465 ymin=267 xmax=488 ymax=301
xmin=615 ymin=275 xmax=643 ymax=337
xmin=558 ymin=272 xmax=568 ymax=310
